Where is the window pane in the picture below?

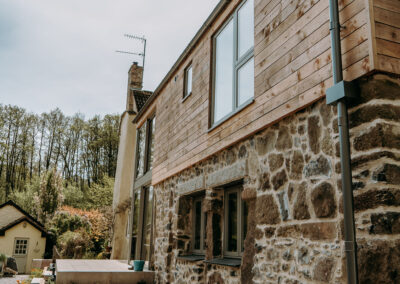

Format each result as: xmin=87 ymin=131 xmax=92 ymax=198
xmin=227 ymin=192 xmax=238 ymax=252
xmin=131 ymin=191 xmax=141 ymax=258
xmin=238 ymin=0 xmax=254 ymax=58
xmin=238 ymin=57 xmax=254 ymax=106
xmin=185 ymin=66 xmax=192 ymax=97
xmin=142 ymin=186 xmax=153 ymax=261
xmin=214 ymin=20 xmax=234 ymax=122
xmin=194 ymin=200 xmax=202 ymax=250
xmin=147 ymin=117 xmax=156 ymax=171
xmin=136 ymin=124 xmax=146 ymax=177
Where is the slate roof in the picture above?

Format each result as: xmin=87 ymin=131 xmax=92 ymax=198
xmin=132 ymin=90 xmax=152 ymax=112
xmin=0 ymin=200 xmax=47 ymax=236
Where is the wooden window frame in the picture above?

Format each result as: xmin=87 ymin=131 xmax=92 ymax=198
xmin=14 ymin=238 xmax=29 ymax=255
xmin=223 ymin=185 xmax=247 ymax=258
xmin=192 ymin=196 xmax=206 ymax=255
xmin=210 ymin=0 xmax=254 ymax=128
xmin=183 ymin=63 xmax=193 ymax=100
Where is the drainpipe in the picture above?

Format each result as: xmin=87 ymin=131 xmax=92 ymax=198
xmin=326 ymin=0 xmax=359 ymax=283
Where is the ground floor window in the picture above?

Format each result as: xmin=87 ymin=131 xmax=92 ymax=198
xmin=131 ymin=185 xmax=154 ymax=261
xmin=192 ymin=196 xmax=207 ymax=254
xmin=224 ymin=185 xmax=248 ymax=257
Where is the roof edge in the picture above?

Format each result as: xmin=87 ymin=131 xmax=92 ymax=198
xmin=0 ymin=200 xmax=46 ymax=229
xmin=0 ymin=216 xmax=47 ymax=237
xmin=133 ymin=0 xmax=231 ymax=123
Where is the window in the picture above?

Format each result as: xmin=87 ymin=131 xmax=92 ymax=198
xmin=224 ymin=186 xmax=248 ymax=257
xmin=192 ymin=197 xmax=207 ymax=255
xmin=132 ymin=114 xmax=156 ymax=262
xmin=212 ymin=0 xmax=254 ymax=125
xmin=131 ymin=186 xmax=154 ymax=261
xmin=184 ymin=64 xmax=193 ymax=99
xmin=14 ymin=239 xmax=28 ymax=255
xmin=135 ymin=115 xmax=156 ymax=178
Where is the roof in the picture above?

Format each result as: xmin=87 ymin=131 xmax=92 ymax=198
xmin=132 ymin=89 xmax=152 ymax=112
xmin=133 ymin=0 xmax=231 ymax=123
xmin=0 ymin=200 xmax=47 ymax=237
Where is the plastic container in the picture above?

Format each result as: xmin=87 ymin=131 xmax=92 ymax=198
xmin=133 ymin=260 xmax=145 ymax=271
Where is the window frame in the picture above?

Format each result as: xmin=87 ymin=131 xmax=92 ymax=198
xmin=223 ymin=185 xmax=247 ymax=258
xmin=211 ymin=0 xmax=254 ymax=127
xmin=192 ymin=196 xmax=207 ymax=255
xmin=135 ymin=114 xmax=156 ymax=179
xmin=131 ymin=185 xmax=154 ymax=262
xmin=183 ymin=63 xmax=193 ymax=100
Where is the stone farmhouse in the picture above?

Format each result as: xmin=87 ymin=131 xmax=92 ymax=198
xmin=111 ymin=0 xmax=400 ymax=283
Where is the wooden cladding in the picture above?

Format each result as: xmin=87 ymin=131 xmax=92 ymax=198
xmin=140 ymin=0 xmax=398 ymax=185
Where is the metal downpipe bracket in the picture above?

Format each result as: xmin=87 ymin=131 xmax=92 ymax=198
xmin=328 ymin=0 xmax=359 ymax=283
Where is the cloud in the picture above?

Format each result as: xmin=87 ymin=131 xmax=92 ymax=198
xmin=0 ymin=0 xmax=219 ymax=117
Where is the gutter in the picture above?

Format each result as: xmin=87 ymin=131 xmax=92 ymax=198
xmin=133 ymin=0 xmax=231 ymax=123
xmin=326 ymin=0 xmax=359 ymax=283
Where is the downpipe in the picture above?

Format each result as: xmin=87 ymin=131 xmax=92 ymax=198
xmin=328 ymin=0 xmax=359 ymax=283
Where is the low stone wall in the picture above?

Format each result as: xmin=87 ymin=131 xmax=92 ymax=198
xmin=151 ymin=73 xmax=400 ymax=283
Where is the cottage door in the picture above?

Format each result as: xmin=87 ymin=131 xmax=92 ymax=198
xmin=13 ymin=238 xmax=29 ymax=273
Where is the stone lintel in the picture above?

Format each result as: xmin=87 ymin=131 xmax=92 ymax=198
xmin=205 ymin=160 xmax=247 ymax=188
xmin=176 ymin=176 xmax=204 ymax=196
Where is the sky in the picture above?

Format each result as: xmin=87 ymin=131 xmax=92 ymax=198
xmin=0 ymin=0 xmax=219 ymax=118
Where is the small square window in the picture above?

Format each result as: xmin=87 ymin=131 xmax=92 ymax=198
xmin=184 ymin=64 xmax=193 ymax=99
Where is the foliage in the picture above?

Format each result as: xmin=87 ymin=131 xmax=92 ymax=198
xmin=38 ymin=170 xmax=64 ymax=223
xmin=0 ymin=253 xmax=6 ymax=262
xmin=63 ymin=175 xmax=114 ymax=210
xmin=0 ymin=104 xmax=120 ymax=203
xmin=58 ymin=230 xmax=93 ymax=259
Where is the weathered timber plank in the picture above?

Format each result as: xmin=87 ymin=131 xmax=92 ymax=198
xmin=377 ymin=54 xmax=400 ymax=73
xmin=374 ymin=6 xmax=400 ymax=28
xmin=375 ymin=22 xmax=400 ymax=43
xmin=374 ymin=0 xmax=400 ymax=13
xmin=376 ymin=38 xmax=400 ymax=57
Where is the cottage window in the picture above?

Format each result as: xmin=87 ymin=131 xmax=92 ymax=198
xmin=212 ymin=0 xmax=254 ymax=125
xmin=184 ymin=64 xmax=193 ymax=99
xmin=192 ymin=197 xmax=207 ymax=254
xmin=224 ymin=186 xmax=248 ymax=257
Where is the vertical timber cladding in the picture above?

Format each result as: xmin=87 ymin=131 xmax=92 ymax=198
xmin=152 ymin=74 xmax=400 ymax=283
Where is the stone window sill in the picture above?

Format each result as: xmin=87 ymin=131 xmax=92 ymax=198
xmin=203 ymin=257 xmax=241 ymax=267
xmin=176 ymin=255 xmax=205 ymax=262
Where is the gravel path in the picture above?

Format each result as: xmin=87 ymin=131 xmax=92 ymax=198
xmin=0 ymin=275 xmax=30 ymax=284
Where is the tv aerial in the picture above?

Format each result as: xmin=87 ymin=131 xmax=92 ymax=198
xmin=116 ymin=34 xmax=147 ymax=69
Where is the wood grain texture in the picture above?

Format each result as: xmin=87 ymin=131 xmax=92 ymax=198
xmin=141 ymin=0 xmax=392 ymax=185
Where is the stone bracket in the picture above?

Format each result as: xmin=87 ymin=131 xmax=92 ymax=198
xmin=326 ymin=81 xmax=358 ymax=105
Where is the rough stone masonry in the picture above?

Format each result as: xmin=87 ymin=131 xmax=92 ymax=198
xmin=150 ymin=73 xmax=400 ymax=284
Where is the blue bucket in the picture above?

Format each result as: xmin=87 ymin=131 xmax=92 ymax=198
xmin=133 ymin=260 xmax=145 ymax=271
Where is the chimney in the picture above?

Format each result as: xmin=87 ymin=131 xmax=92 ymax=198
xmin=128 ymin=62 xmax=143 ymax=90
xmin=126 ymin=62 xmax=144 ymax=112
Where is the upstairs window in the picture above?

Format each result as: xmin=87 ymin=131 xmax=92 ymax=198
xmin=136 ymin=115 xmax=156 ymax=178
xmin=212 ymin=0 xmax=254 ymax=125
xmin=184 ymin=64 xmax=193 ymax=99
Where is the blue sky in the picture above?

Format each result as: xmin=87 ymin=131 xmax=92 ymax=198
xmin=0 ymin=0 xmax=218 ymax=117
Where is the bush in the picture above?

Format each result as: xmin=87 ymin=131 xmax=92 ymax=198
xmin=57 ymin=230 xmax=93 ymax=258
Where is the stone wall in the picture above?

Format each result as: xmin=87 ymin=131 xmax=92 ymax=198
xmin=151 ymin=73 xmax=400 ymax=283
